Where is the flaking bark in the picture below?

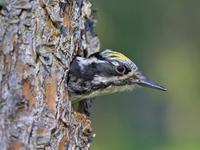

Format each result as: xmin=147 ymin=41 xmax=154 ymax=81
xmin=0 ymin=0 xmax=99 ymax=149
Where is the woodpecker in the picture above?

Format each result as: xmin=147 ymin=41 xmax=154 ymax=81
xmin=68 ymin=49 xmax=166 ymax=102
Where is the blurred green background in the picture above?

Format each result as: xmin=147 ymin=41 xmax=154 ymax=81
xmin=92 ymin=0 xmax=200 ymax=150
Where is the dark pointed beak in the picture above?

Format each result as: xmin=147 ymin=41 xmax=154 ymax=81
xmin=136 ymin=78 xmax=167 ymax=91
xmin=132 ymin=72 xmax=167 ymax=91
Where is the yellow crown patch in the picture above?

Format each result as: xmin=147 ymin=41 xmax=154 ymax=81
xmin=103 ymin=50 xmax=130 ymax=61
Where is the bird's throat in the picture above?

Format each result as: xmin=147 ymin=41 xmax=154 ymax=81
xmin=70 ymin=84 xmax=137 ymax=102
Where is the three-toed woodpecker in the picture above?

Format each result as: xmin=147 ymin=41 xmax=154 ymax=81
xmin=68 ymin=49 xmax=166 ymax=102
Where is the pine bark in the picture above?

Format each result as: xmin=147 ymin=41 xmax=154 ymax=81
xmin=0 ymin=0 xmax=99 ymax=149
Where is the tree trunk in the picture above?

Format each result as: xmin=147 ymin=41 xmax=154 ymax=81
xmin=0 ymin=0 xmax=99 ymax=149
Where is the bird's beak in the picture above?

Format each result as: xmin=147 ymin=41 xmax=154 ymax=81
xmin=132 ymin=72 xmax=167 ymax=91
xmin=136 ymin=78 xmax=167 ymax=91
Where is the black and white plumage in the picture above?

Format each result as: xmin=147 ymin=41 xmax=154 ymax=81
xmin=68 ymin=49 xmax=166 ymax=102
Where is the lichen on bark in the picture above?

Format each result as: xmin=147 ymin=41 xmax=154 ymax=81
xmin=0 ymin=0 xmax=99 ymax=149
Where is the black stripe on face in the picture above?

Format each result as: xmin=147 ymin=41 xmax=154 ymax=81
xmin=89 ymin=52 xmax=105 ymax=60
xmin=88 ymin=62 xmax=118 ymax=77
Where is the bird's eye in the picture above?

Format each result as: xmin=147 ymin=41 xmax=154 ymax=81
xmin=116 ymin=65 xmax=126 ymax=74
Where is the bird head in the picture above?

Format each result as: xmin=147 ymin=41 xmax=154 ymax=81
xmin=68 ymin=49 xmax=166 ymax=101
